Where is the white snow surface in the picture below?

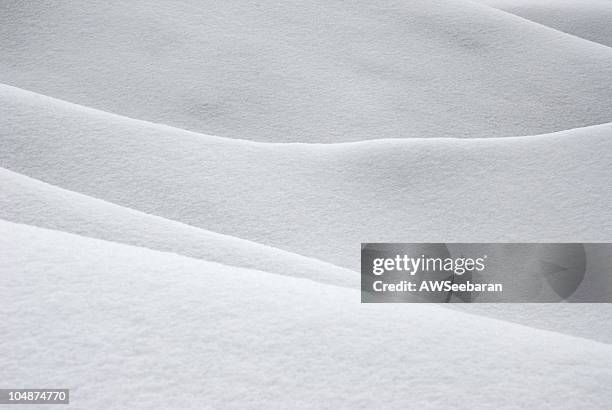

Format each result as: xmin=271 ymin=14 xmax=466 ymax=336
xmin=3 ymin=166 xmax=612 ymax=344
xmin=2 ymin=1 xmax=612 ymax=407
xmin=0 ymin=167 xmax=355 ymax=289
xmin=2 ymin=84 xmax=612 ymax=271
xmin=2 ymin=0 xmax=612 ymax=142
xmin=477 ymin=0 xmax=612 ymax=47
xmin=2 ymin=83 xmax=612 ymax=346
xmin=2 ymin=220 xmax=612 ymax=409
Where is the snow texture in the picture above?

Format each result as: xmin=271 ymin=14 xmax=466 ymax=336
xmin=1 ymin=0 xmax=612 ymax=408
xmin=2 ymin=84 xmax=611 ymax=271
xmin=477 ymin=0 xmax=612 ymax=47
xmin=2 ymin=220 xmax=612 ymax=409
xmin=1 ymin=0 xmax=612 ymax=142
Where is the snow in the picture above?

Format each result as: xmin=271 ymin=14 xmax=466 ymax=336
xmin=2 ymin=0 xmax=612 ymax=407
xmin=1 ymin=0 xmax=612 ymax=142
xmin=0 ymin=167 xmax=355 ymax=289
xmin=2 ymin=220 xmax=612 ymax=408
xmin=2 ymin=83 xmax=612 ymax=344
xmin=2 ymin=84 xmax=612 ymax=271
xmin=3 ymin=166 xmax=612 ymax=344
xmin=477 ymin=0 xmax=612 ymax=47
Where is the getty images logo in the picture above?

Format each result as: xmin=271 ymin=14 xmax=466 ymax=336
xmin=361 ymin=243 xmax=590 ymax=303
xmin=371 ymin=254 xmax=487 ymax=276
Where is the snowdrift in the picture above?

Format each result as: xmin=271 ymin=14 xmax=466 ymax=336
xmin=0 ymin=167 xmax=354 ymax=288
xmin=2 ymin=84 xmax=611 ymax=271
xmin=3 ymin=166 xmax=612 ymax=343
xmin=478 ymin=0 xmax=612 ymax=47
xmin=2 ymin=220 xmax=612 ymax=408
xmin=2 ymin=1 xmax=612 ymax=407
xmin=2 ymin=0 xmax=612 ymax=142
xmin=3 ymin=84 xmax=612 ymax=345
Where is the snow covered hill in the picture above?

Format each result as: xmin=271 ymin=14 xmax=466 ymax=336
xmin=477 ymin=0 xmax=612 ymax=47
xmin=3 ymin=166 xmax=612 ymax=343
xmin=0 ymin=167 xmax=354 ymax=288
xmin=2 ymin=0 xmax=612 ymax=142
xmin=2 ymin=220 xmax=612 ymax=408
xmin=2 ymin=1 xmax=611 ymax=407
xmin=2 ymin=84 xmax=611 ymax=270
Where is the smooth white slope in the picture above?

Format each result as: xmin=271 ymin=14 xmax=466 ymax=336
xmin=2 ymin=84 xmax=612 ymax=271
xmin=477 ymin=0 xmax=612 ymax=47
xmin=3 ymin=167 xmax=612 ymax=343
xmin=0 ymin=167 xmax=354 ymax=288
xmin=2 ymin=220 xmax=612 ymax=409
xmin=2 ymin=0 xmax=612 ymax=142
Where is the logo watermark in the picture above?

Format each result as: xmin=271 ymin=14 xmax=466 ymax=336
xmin=361 ymin=243 xmax=609 ymax=303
